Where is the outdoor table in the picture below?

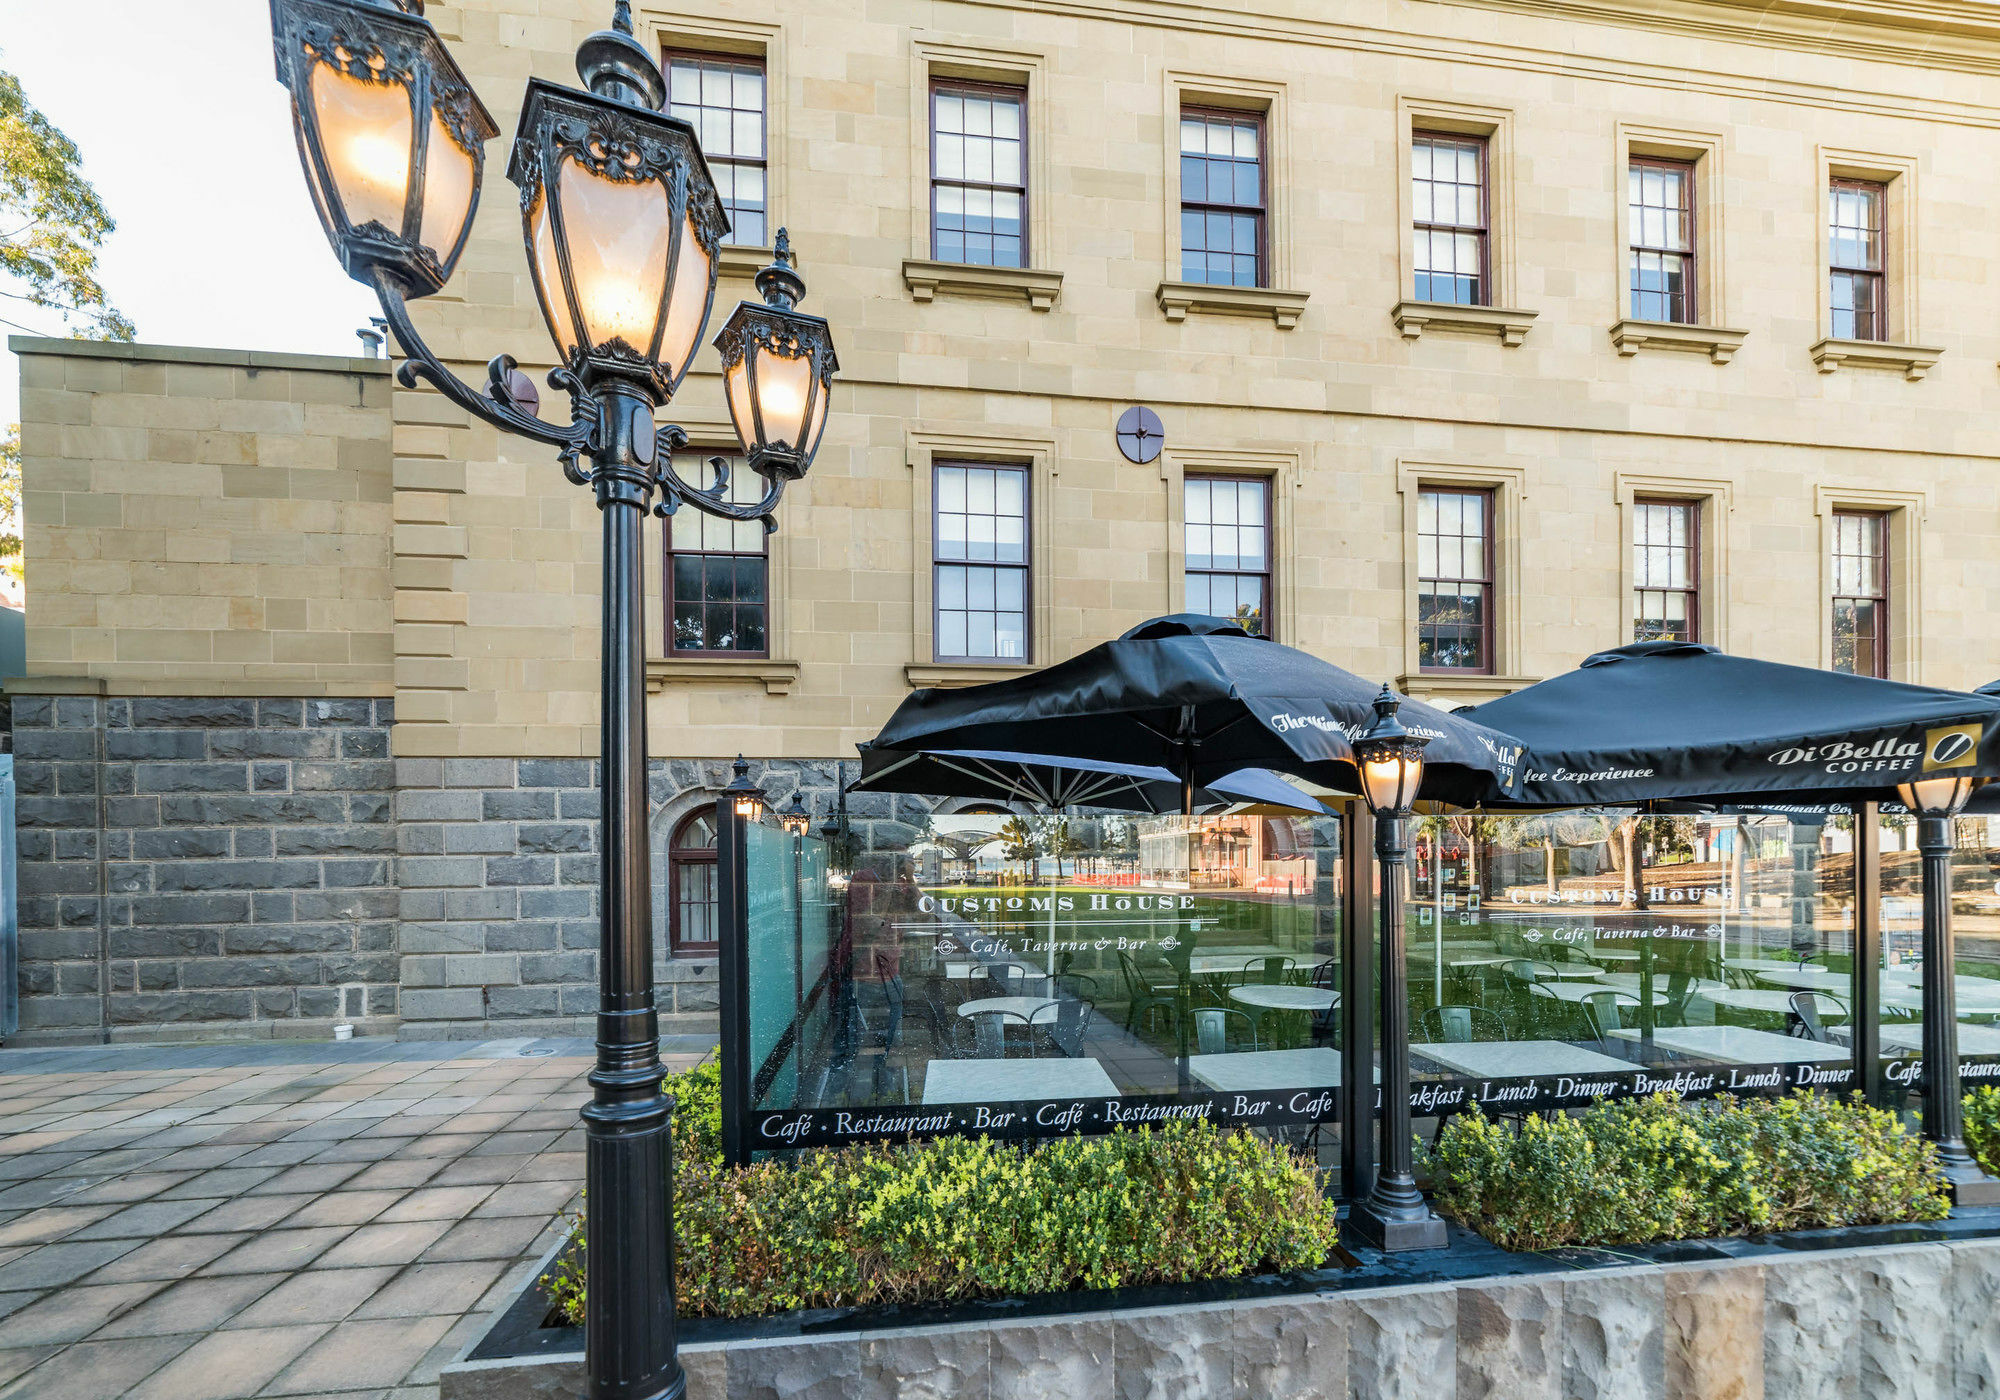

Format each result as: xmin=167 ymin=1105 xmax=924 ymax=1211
xmin=1607 ymin=1025 xmax=1848 ymax=1064
xmin=1228 ymin=985 xmax=1335 ymax=1013
xmin=956 ymin=996 xmax=1060 ymax=1025
xmin=1531 ymin=981 xmax=1675 ymax=1006
xmin=1412 ymin=1040 xmax=1635 ymax=1078
xmin=1725 ymin=957 xmax=1827 ymax=977
xmin=1187 ymin=1046 xmax=1348 ymax=1091
xmin=1851 ymin=1023 xmax=2000 ymax=1056
xmin=1881 ymin=969 xmax=2000 ymax=993
xmin=1746 ymin=968 xmax=1852 ymax=994
xmin=920 ymin=1057 xmax=1120 ymax=1104
xmin=1700 ymin=987 xmax=1815 ymax=1016
xmin=1186 ymin=948 xmax=1294 ymax=976
xmin=1595 ymin=973 xmax=1727 ymax=998
xmin=1498 ymin=963 xmax=1604 ymax=981
xmin=1580 ymin=948 xmax=1642 ymax=963
xmin=1884 ymin=985 xmax=2000 ymax=1016
xmin=943 ymin=958 xmax=1038 ymax=981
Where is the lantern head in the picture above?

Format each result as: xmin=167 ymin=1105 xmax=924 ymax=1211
xmin=725 ymin=755 xmax=766 ymax=823
xmin=509 ymin=76 xmax=728 ymax=404
xmin=270 ymin=0 xmax=497 ymax=297
xmin=1897 ymin=773 xmax=1984 ymax=819
xmin=779 ymin=791 xmax=812 ymax=838
xmin=714 ymin=230 xmax=840 ymax=483
xmin=1355 ymin=685 xmax=1429 ymax=816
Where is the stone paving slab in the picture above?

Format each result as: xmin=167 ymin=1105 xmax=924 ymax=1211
xmin=0 ymin=1037 xmax=701 ymax=1399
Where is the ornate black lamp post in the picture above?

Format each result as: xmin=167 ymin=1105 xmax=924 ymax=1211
xmin=1895 ymin=772 xmax=2000 ymax=1204
xmin=269 ymin=5 xmax=838 ymax=1398
xmin=1348 ymin=686 xmax=1449 ymax=1251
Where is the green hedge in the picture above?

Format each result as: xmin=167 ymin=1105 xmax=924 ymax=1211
xmin=551 ymin=1062 xmax=1340 ymax=1321
xmin=1965 ymin=1086 xmax=2000 ymax=1175
xmin=1424 ymin=1092 xmax=1949 ymax=1252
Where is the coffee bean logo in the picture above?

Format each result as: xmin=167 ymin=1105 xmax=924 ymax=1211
xmin=1931 ymin=731 xmax=1975 ymax=765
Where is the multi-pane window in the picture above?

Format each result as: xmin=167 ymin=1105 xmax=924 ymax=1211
xmin=1632 ymin=500 xmax=1699 ymax=643
xmin=1832 ymin=511 xmax=1889 ymax=678
xmin=1412 ymin=133 xmax=1488 ymax=306
xmin=666 ymin=456 xmax=767 ymax=656
xmin=930 ymin=82 xmax=1026 ymax=268
xmin=1629 ymin=159 xmax=1695 ymax=324
xmin=664 ymin=52 xmax=766 ymax=247
xmin=1185 ymin=476 xmax=1271 ymax=636
xmin=935 ymin=463 xmax=1028 ymax=662
xmin=1179 ymin=109 xmax=1265 ymax=287
xmin=668 ymin=812 xmax=718 ymax=954
xmin=1829 ymin=179 xmax=1887 ymax=341
xmin=1417 ymin=488 xmax=1494 ymax=673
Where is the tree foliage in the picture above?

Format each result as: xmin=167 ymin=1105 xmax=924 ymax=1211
xmin=0 ymin=426 xmax=18 ymax=587
xmin=1 ymin=67 xmax=133 ymax=340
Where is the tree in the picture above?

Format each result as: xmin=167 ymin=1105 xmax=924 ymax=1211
xmin=998 ymin=816 xmax=1039 ymax=877
xmin=0 ymin=426 xmax=17 ymax=590
xmin=1 ymin=67 xmax=133 ymax=340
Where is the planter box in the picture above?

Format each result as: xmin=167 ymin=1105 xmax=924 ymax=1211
xmin=443 ymin=1209 xmax=2000 ymax=1400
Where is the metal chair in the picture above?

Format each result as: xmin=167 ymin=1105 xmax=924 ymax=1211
xmin=1117 ymin=950 xmax=1178 ymax=1033
xmin=960 ymin=1008 xmax=1034 ymax=1059
xmin=1499 ymin=959 xmax=1560 ymax=1035
xmin=1192 ymin=1006 xmax=1259 ymax=1055
xmin=1788 ymin=991 xmax=1847 ymax=1042
xmin=1036 ymin=999 xmax=1094 ymax=1058
xmin=1309 ymin=959 xmax=1341 ymax=1044
xmin=1579 ymin=990 xmax=1640 ymax=1046
xmin=1416 ymin=1004 xmax=1506 ymax=1044
xmin=1233 ymin=955 xmax=1297 ymax=988
xmin=1055 ymin=971 xmax=1102 ymax=1002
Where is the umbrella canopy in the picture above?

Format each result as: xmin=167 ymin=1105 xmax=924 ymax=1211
xmin=1980 ymin=680 xmax=2000 ymax=697
xmin=851 ymin=746 xmax=1335 ymax=816
xmin=1467 ymin=641 xmax=2000 ymax=808
xmin=865 ymin=615 xmax=1524 ymax=809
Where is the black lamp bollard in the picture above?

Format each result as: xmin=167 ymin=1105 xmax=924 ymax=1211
xmin=1898 ymin=769 xmax=2000 ymax=1205
xmin=268 ymin=6 xmax=839 ymax=1395
xmin=1347 ymin=687 xmax=1449 ymax=1252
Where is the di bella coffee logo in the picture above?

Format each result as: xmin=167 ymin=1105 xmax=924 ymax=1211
xmin=1923 ymin=723 xmax=1982 ymax=772
xmin=1767 ymin=722 xmax=1984 ymax=777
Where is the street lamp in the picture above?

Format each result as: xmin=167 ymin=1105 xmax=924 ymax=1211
xmin=727 ymin=757 xmax=767 ymax=823
xmin=1348 ymin=685 xmax=1449 ymax=1251
xmin=1894 ymin=773 xmax=1999 ymax=1204
xmin=779 ymin=791 xmax=813 ymax=838
xmin=270 ymin=5 xmax=839 ymax=1399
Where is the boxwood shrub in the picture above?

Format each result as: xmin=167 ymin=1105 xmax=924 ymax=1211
xmin=1964 ymin=1086 xmax=2000 ymax=1175
xmin=551 ymin=1061 xmax=1340 ymax=1321
xmin=1424 ymin=1092 xmax=1949 ymax=1251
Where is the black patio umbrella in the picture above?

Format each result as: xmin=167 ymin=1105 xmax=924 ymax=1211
xmin=865 ymin=615 xmax=1525 ymax=810
xmin=1467 ymin=641 xmax=2000 ymax=809
xmin=851 ymin=746 xmax=1334 ymax=816
xmin=1980 ymin=680 xmax=2000 ymax=697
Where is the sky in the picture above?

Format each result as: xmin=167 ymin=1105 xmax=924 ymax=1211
xmin=0 ymin=0 xmax=380 ymax=427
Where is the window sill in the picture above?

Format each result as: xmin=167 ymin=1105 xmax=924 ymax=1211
xmin=1155 ymin=281 xmax=1308 ymax=329
xmin=902 ymin=260 xmax=1063 ymax=311
xmin=718 ymin=244 xmax=773 ymax=279
xmin=1811 ymin=337 xmax=1943 ymax=381
xmin=1610 ymin=320 xmax=1748 ymax=365
xmin=646 ymin=657 xmax=800 ymax=696
xmin=905 ymin=662 xmax=1037 ymax=690
xmin=1392 ymin=301 xmax=1537 ymax=347
xmin=1395 ymin=672 xmax=1540 ymax=706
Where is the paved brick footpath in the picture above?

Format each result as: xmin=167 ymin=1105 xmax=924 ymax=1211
xmin=0 ymin=1038 xmax=693 ymax=1399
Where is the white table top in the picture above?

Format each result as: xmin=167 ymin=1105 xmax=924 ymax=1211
xmin=956 ymin=996 xmax=1060 ymax=1024
xmin=1749 ymin=968 xmax=1852 ymax=994
xmin=1726 ymin=958 xmax=1828 ymax=976
xmin=1700 ymin=987 xmax=1813 ymax=1015
xmin=1499 ymin=963 xmax=1605 ymax=981
xmin=921 ymin=1057 xmax=1120 ymax=1104
xmin=1188 ymin=951 xmax=1300 ymax=976
xmin=1884 ymin=985 xmax=2000 ymax=1015
xmin=1186 ymin=1046 xmax=1351 ymax=1092
xmin=1609 ymin=1025 xmax=1848 ymax=1064
xmin=1596 ymin=974 xmax=1727 ymax=997
xmin=943 ymin=958 xmax=1038 ymax=981
xmin=1412 ymin=1040 xmax=1636 ymax=1077
xmin=1228 ymin=985 xmax=1336 ymax=1012
xmin=1862 ymin=1023 xmax=2000 ymax=1055
xmin=1532 ymin=981 xmax=1673 ymax=1006
xmin=1582 ymin=949 xmax=1643 ymax=962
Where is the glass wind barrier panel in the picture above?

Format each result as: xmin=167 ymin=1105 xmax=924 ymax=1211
xmin=1875 ymin=812 xmax=2000 ymax=1095
xmin=745 ymin=823 xmax=841 ymax=1112
xmin=745 ymin=808 xmax=1343 ymax=1149
xmin=1404 ymin=811 xmax=1856 ymax=1119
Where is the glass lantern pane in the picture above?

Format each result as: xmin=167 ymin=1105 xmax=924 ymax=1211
xmin=417 ymin=108 xmax=476 ymax=270
xmin=556 ymin=158 xmax=672 ymax=355
xmin=310 ymin=63 xmax=415 ymax=233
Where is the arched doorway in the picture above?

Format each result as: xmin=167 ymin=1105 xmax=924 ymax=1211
xmin=669 ymin=810 xmax=719 ymax=955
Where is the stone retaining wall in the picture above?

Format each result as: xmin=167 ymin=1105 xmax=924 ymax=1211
xmin=439 ymin=1237 xmax=2000 ymax=1400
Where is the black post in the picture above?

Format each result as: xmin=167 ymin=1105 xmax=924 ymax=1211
xmin=1853 ymin=803 xmax=1885 ymax=1108
xmin=1348 ymin=808 xmax=1447 ymax=1250
xmin=1340 ymin=801 xmax=1376 ymax=1205
xmin=716 ymin=792 xmax=751 ymax=1169
xmin=1917 ymin=815 xmax=2000 ymax=1203
xmin=1633 ymin=815 xmax=1654 ymax=1049
xmin=580 ymin=382 xmax=684 ymax=1400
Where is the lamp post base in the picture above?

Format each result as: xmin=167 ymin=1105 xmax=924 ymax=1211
xmin=1352 ymin=1200 xmax=1448 ymax=1256
xmin=1940 ymin=1149 xmax=2000 ymax=1207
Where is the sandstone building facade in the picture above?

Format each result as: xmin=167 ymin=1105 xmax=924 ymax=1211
xmin=10 ymin=0 xmax=2000 ymax=1041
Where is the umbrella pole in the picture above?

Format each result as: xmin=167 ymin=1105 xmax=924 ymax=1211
xmin=1635 ymin=813 xmax=1655 ymax=1050
xmin=1047 ymin=807 xmax=1061 ymax=982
